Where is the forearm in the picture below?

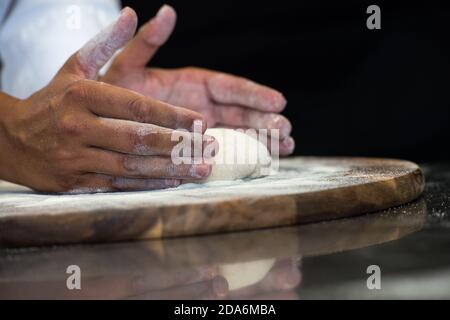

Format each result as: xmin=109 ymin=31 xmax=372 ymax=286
xmin=0 ymin=92 xmax=20 ymax=184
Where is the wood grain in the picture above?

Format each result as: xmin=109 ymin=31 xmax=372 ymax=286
xmin=0 ymin=157 xmax=425 ymax=247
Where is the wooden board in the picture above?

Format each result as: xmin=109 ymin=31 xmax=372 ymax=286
xmin=0 ymin=157 xmax=425 ymax=247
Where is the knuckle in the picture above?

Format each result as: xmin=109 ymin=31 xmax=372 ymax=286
xmin=50 ymin=148 xmax=80 ymax=170
xmin=52 ymin=148 xmax=73 ymax=162
xmin=58 ymin=114 xmax=87 ymax=137
xmin=64 ymin=80 xmax=90 ymax=101
xmin=128 ymin=130 xmax=145 ymax=152
xmin=48 ymin=94 xmax=61 ymax=113
xmin=138 ymin=132 xmax=159 ymax=153
xmin=127 ymin=97 xmax=148 ymax=123
xmin=120 ymin=155 xmax=138 ymax=175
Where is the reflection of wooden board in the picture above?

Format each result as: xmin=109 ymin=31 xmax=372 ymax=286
xmin=0 ymin=200 xmax=427 ymax=299
xmin=0 ymin=157 xmax=425 ymax=247
xmin=0 ymin=200 xmax=426 ymax=280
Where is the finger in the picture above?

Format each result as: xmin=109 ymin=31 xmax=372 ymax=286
xmin=80 ymin=149 xmax=212 ymax=179
xmin=214 ymin=124 xmax=295 ymax=156
xmin=89 ymin=118 xmax=217 ymax=156
xmin=273 ymin=136 xmax=295 ymax=156
xmin=215 ymin=105 xmax=292 ymax=139
xmin=128 ymin=276 xmax=229 ymax=300
xmin=258 ymin=259 xmax=301 ymax=292
xmin=59 ymin=7 xmax=138 ymax=80
xmin=82 ymin=266 xmax=219 ymax=299
xmin=207 ymin=73 xmax=287 ymax=112
xmin=129 ymin=266 xmax=219 ymax=293
xmin=264 ymin=135 xmax=295 ymax=156
xmin=111 ymin=5 xmax=177 ymax=70
xmin=67 ymin=173 xmax=181 ymax=193
xmin=77 ymin=80 xmax=206 ymax=131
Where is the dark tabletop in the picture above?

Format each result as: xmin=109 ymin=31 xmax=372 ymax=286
xmin=0 ymin=163 xmax=449 ymax=299
xmin=299 ymin=163 xmax=450 ymax=299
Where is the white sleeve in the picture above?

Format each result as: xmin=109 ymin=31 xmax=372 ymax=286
xmin=0 ymin=0 xmax=121 ymax=99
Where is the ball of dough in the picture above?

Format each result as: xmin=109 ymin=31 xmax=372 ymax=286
xmin=204 ymin=128 xmax=272 ymax=182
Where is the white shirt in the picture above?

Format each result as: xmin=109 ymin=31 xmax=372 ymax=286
xmin=0 ymin=0 xmax=121 ymax=99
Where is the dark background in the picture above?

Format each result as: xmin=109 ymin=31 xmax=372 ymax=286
xmin=122 ymin=0 xmax=450 ymax=162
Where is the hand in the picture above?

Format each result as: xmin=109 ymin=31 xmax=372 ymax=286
xmin=0 ymin=8 xmax=214 ymax=193
xmin=130 ymin=257 xmax=301 ymax=300
xmin=0 ymin=265 xmax=228 ymax=300
xmin=101 ymin=5 xmax=295 ymax=156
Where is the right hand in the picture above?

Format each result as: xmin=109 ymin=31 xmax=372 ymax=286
xmin=0 ymin=8 xmax=214 ymax=193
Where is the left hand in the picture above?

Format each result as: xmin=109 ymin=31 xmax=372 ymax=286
xmin=101 ymin=5 xmax=294 ymax=156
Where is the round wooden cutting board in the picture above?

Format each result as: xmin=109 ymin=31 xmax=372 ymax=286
xmin=0 ymin=157 xmax=425 ymax=247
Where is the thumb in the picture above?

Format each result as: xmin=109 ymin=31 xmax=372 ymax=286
xmin=59 ymin=7 xmax=138 ymax=80
xmin=110 ymin=5 xmax=177 ymax=70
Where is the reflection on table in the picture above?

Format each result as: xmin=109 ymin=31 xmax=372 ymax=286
xmin=0 ymin=199 xmax=426 ymax=299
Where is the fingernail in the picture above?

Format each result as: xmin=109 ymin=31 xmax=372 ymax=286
xmin=282 ymin=137 xmax=295 ymax=152
xmin=281 ymin=127 xmax=291 ymax=139
xmin=269 ymin=114 xmax=291 ymax=138
xmin=190 ymin=164 xmax=211 ymax=178
xmin=275 ymin=92 xmax=287 ymax=111
xmin=157 ymin=4 xmax=171 ymax=17
xmin=283 ymin=268 xmax=301 ymax=289
xmin=143 ymin=4 xmax=176 ymax=46
xmin=120 ymin=6 xmax=133 ymax=17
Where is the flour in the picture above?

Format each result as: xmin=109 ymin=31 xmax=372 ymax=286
xmin=77 ymin=8 xmax=137 ymax=79
xmin=132 ymin=123 xmax=160 ymax=155
xmin=0 ymin=160 xmax=346 ymax=215
xmin=0 ymin=158 xmax=415 ymax=219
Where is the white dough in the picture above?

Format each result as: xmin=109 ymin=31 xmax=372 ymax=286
xmin=218 ymin=258 xmax=276 ymax=291
xmin=203 ymin=128 xmax=272 ymax=182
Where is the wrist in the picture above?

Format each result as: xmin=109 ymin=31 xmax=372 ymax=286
xmin=0 ymin=93 xmax=22 ymax=184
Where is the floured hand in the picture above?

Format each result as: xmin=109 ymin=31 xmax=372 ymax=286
xmin=0 ymin=8 xmax=215 ymax=193
xmin=101 ymin=5 xmax=295 ymax=156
